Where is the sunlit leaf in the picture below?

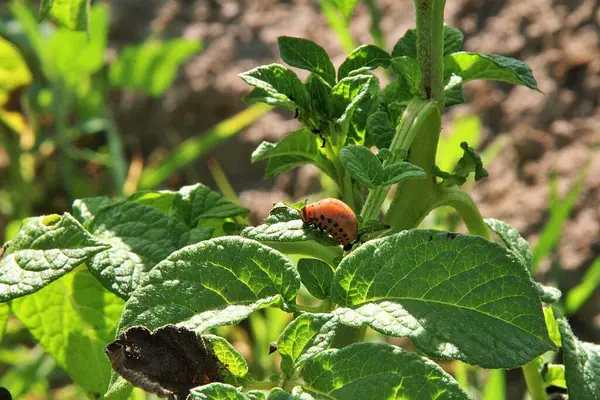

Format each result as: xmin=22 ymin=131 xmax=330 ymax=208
xmin=0 ymin=213 xmax=108 ymax=302
xmin=444 ymin=52 xmax=540 ymax=91
xmin=115 ymin=237 xmax=300 ymax=335
xmin=302 ymin=343 xmax=469 ymax=399
xmin=11 ymin=268 xmax=129 ymax=399
xmin=278 ymin=313 xmax=338 ymax=377
xmin=278 ymin=37 xmax=336 ymax=85
xmin=39 ymin=0 xmax=89 ymax=31
xmin=332 ymin=230 xmax=554 ymax=368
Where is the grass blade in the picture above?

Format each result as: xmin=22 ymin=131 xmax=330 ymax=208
xmin=138 ymin=103 xmax=272 ymax=190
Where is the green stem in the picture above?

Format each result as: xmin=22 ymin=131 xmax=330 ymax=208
xmin=360 ymin=98 xmax=431 ymax=221
xmin=522 ymin=359 xmax=547 ymax=400
xmin=433 ymin=187 xmax=490 ymax=239
xmin=384 ymin=102 xmax=441 ymax=231
xmin=414 ymin=0 xmax=446 ymax=107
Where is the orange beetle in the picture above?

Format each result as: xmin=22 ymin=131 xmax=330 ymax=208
xmin=300 ymin=198 xmax=358 ymax=251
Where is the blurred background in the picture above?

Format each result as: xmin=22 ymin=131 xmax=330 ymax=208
xmin=0 ymin=0 xmax=598 ymax=398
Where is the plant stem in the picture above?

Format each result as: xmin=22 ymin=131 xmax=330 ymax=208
xmin=522 ymin=359 xmax=547 ymax=400
xmin=360 ymin=98 xmax=431 ymax=221
xmin=414 ymin=0 xmax=446 ymax=107
xmin=433 ymin=186 xmax=489 ymax=239
xmin=384 ymin=102 xmax=441 ymax=231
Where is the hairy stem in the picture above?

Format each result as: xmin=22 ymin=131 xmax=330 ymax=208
xmin=414 ymin=0 xmax=446 ymax=107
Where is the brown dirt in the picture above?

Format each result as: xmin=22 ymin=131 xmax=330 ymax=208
xmin=105 ymin=0 xmax=600 ymax=344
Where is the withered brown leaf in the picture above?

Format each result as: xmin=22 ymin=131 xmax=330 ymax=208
xmin=105 ymin=325 xmax=224 ymax=400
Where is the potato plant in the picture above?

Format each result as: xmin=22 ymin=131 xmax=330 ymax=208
xmin=1 ymin=0 xmax=599 ymax=399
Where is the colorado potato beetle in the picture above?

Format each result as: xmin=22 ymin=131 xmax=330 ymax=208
xmin=300 ymin=198 xmax=358 ymax=251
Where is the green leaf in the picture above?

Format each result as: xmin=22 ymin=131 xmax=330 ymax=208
xmin=443 ymin=27 xmax=464 ymax=57
xmin=444 ymin=74 xmax=465 ymax=107
xmin=340 ymin=145 xmax=425 ymax=189
xmin=0 ymin=37 xmax=32 ymax=93
xmin=204 ymin=334 xmax=248 ymax=380
xmin=436 ymin=114 xmax=481 ymax=172
xmin=251 ymin=129 xmax=336 ymax=180
xmin=543 ymin=364 xmax=566 ymax=389
xmin=242 ymin=203 xmax=338 ymax=247
xmin=381 ymin=161 xmax=427 ymax=186
xmin=251 ymin=130 xmax=318 ymax=162
xmin=390 ymin=57 xmax=422 ymax=92
xmin=190 ymin=383 xmax=246 ymax=400
xmin=240 ymin=64 xmax=310 ymax=111
xmin=435 ymin=141 xmax=488 ymax=187
xmin=47 ymin=4 xmax=109 ymax=80
xmin=544 ymin=306 xmax=562 ymax=347
xmin=444 ymin=52 xmax=540 ymax=91
xmin=0 ymin=303 xmax=9 ymax=344
xmin=297 ymin=258 xmax=334 ymax=300
xmin=535 ymin=283 xmax=562 ymax=304
xmin=366 ymin=111 xmax=395 ymax=150
xmin=39 ymin=0 xmax=89 ymax=31
xmin=566 ymin=259 xmax=600 ymax=315
xmin=485 ymin=218 xmax=533 ymax=269
xmin=110 ymin=39 xmax=202 ymax=97
xmin=247 ymin=391 xmax=267 ymax=400
xmin=338 ymin=45 xmax=391 ymax=81
xmin=176 ymin=183 xmax=249 ymax=225
xmin=243 ymin=88 xmax=298 ymax=110
xmin=305 ymin=74 xmax=332 ymax=119
xmin=268 ymin=387 xmax=314 ymax=400
xmin=330 ymin=0 xmax=360 ymax=21
xmin=345 ymin=94 xmax=374 ymax=146
xmin=278 ymin=313 xmax=338 ymax=377
xmin=392 ymin=26 xmax=464 ymax=60
xmin=456 ymin=141 xmax=488 ymax=181
xmin=72 ymin=196 xmax=118 ymax=226
xmin=558 ymin=317 xmax=600 ymax=399
xmin=331 ymin=75 xmax=378 ymax=127
xmin=265 ymin=155 xmax=315 ymax=179
xmin=85 ymin=201 xmax=194 ymax=298
xmin=340 ymin=145 xmax=384 ymax=189
xmin=11 ymin=268 xmax=129 ymax=399
xmin=278 ymin=37 xmax=336 ymax=85
xmin=116 ymin=237 xmax=300 ymax=335
xmin=302 ymin=343 xmax=469 ymax=399
xmin=0 ymin=213 xmax=108 ymax=302
xmin=331 ymin=230 xmax=554 ymax=368
xmin=391 ymin=29 xmax=417 ymax=58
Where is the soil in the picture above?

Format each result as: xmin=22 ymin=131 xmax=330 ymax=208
xmin=105 ymin=0 xmax=599 ymax=350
